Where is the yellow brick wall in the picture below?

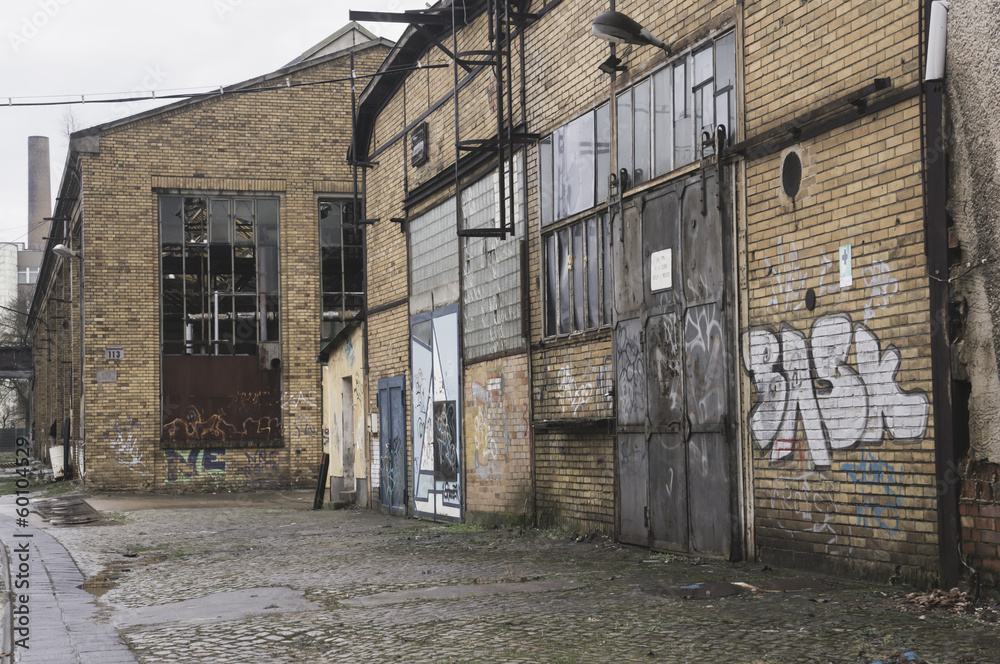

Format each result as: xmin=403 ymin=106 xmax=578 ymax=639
xmin=33 ymin=43 xmax=390 ymax=493
xmin=742 ymin=0 xmax=936 ymax=580
xmin=534 ymin=428 xmax=615 ymax=535
xmin=463 ymin=355 xmax=533 ymax=522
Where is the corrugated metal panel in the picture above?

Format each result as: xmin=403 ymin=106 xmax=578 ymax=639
xmin=461 ymin=161 xmax=524 ymax=359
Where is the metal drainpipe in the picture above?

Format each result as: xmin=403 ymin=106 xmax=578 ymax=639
xmin=78 ymin=211 xmax=85 ymax=487
xmin=922 ymin=0 xmax=959 ymax=588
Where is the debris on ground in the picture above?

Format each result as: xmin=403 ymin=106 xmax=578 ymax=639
xmin=858 ymin=650 xmax=923 ymax=664
xmin=900 ymin=588 xmax=974 ymax=614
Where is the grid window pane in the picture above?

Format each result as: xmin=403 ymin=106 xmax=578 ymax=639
xmin=616 ymin=90 xmax=633 ymax=187
xmin=653 ymin=67 xmax=673 ymax=176
xmin=634 ymin=79 xmax=651 ymax=186
xmin=160 ymin=195 xmax=279 ymax=356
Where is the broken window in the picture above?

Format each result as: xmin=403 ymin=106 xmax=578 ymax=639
xmin=159 ymin=194 xmax=283 ymax=446
xmin=160 ymin=194 xmax=280 ymax=356
xmin=542 ymin=213 xmax=611 ymax=337
xmin=319 ymin=199 xmax=362 ymax=341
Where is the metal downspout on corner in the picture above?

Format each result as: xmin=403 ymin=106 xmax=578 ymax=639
xmin=0 ymin=534 xmax=12 ymax=663
xmin=922 ymin=0 xmax=960 ymax=588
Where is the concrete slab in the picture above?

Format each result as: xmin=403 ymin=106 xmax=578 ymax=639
xmin=0 ymin=515 xmax=138 ymax=664
xmin=112 ymin=586 xmax=321 ymax=629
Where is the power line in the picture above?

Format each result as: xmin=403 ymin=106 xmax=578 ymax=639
xmin=1 ymin=62 xmax=449 ymax=108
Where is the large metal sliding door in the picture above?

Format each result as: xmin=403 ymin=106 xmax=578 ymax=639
xmin=614 ymin=171 xmax=738 ymax=557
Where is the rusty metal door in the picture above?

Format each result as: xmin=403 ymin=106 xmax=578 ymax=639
xmin=614 ymin=170 xmax=738 ymax=557
xmin=377 ymin=375 xmax=406 ymax=514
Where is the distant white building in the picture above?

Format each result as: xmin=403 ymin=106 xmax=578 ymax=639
xmin=0 ymin=244 xmax=18 ymax=309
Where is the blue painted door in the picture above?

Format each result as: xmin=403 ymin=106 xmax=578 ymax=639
xmin=377 ymin=375 xmax=406 ymax=514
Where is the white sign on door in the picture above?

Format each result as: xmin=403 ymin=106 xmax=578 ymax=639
xmin=651 ymin=248 xmax=673 ymax=292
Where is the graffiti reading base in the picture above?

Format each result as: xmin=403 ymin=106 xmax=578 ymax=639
xmin=744 ymin=314 xmax=929 ymax=468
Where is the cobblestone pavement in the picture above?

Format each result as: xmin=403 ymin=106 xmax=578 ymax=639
xmin=15 ymin=491 xmax=1000 ymax=663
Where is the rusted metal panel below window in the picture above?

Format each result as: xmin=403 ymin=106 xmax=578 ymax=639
xmin=162 ymin=355 xmax=282 ymax=448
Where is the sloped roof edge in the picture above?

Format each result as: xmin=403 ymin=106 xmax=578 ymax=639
xmin=79 ymin=34 xmax=393 ymax=139
xmin=286 ymin=22 xmax=380 ymax=66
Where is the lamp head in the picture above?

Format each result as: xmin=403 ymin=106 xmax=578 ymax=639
xmin=592 ymin=11 xmax=668 ymax=51
xmin=52 ymin=244 xmax=80 ymax=258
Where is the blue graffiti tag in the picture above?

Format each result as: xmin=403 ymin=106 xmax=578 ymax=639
xmin=841 ymin=451 xmax=901 ymax=537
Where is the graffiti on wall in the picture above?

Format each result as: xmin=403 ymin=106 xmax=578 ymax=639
xmin=292 ymin=413 xmax=320 ymax=438
xmin=766 ymin=472 xmax=855 ymax=557
xmin=744 ymin=313 xmax=929 ymax=468
xmin=162 ymin=356 xmax=282 ymax=442
xmin=282 ymin=390 xmax=318 ymax=410
xmin=468 ymin=365 xmax=531 ymax=478
xmin=616 ymin=323 xmax=646 ymax=424
xmin=685 ymin=305 xmax=727 ymax=427
xmin=243 ymin=449 xmax=282 ymax=489
xmin=763 ymin=238 xmax=811 ymax=314
xmin=164 ymin=448 xmax=227 ymax=482
xmin=163 ymin=407 xmax=282 ymax=442
xmin=552 ymin=355 xmax=613 ymax=417
xmin=842 ymin=451 xmax=902 ymax=537
xmin=863 ymin=261 xmax=899 ymax=324
xmin=105 ymin=417 xmax=148 ymax=476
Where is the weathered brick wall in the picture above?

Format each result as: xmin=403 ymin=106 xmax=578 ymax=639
xmin=532 ymin=337 xmax=613 ymax=422
xmin=48 ymin=42 xmax=390 ymax=492
xmin=743 ymin=0 xmax=922 ymax=134
xmin=960 ymin=461 xmax=1000 ymax=585
xmin=742 ymin=0 xmax=936 ymax=581
xmin=322 ymin=325 xmax=367 ymax=500
xmin=534 ymin=428 xmax=615 ymax=535
xmin=361 ymin=6 xmax=536 ymax=519
xmin=31 ymin=237 xmax=82 ymax=466
xmin=463 ymin=355 xmax=532 ymax=523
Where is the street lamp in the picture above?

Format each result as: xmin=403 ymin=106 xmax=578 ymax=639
xmin=52 ymin=244 xmax=81 ymax=259
xmin=591 ymin=11 xmax=669 ymax=52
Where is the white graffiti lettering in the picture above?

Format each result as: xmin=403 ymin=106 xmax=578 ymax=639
xmin=743 ymin=314 xmax=929 ymax=468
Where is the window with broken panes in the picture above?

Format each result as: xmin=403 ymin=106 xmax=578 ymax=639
xmin=543 ymin=213 xmax=613 ymax=337
xmin=319 ymin=199 xmax=362 ymax=341
xmin=538 ymin=104 xmax=613 ymax=337
xmin=160 ymin=195 xmax=279 ymax=355
xmin=618 ymin=30 xmax=736 ymax=184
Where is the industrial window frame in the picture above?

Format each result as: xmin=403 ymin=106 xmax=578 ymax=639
xmin=319 ymin=198 xmax=363 ymax=342
xmin=618 ymin=30 xmax=737 ymax=184
xmin=542 ymin=212 xmax=612 ymax=338
xmin=159 ymin=194 xmax=280 ymax=356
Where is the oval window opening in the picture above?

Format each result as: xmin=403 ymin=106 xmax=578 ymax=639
xmin=782 ymin=152 xmax=802 ymax=199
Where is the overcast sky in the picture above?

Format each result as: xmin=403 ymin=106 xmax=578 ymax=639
xmin=0 ymin=0 xmax=423 ymax=245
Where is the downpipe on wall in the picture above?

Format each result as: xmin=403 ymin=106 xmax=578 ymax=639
xmin=922 ymin=0 xmax=960 ymax=588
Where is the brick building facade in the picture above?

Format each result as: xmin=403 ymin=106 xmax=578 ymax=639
xmin=27 ymin=0 xmax=988 ymax=588
xmin=352 ymin=0 xmax=962 ymax=585
xmin=29 ymin=26 xmax=390 ymax=493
